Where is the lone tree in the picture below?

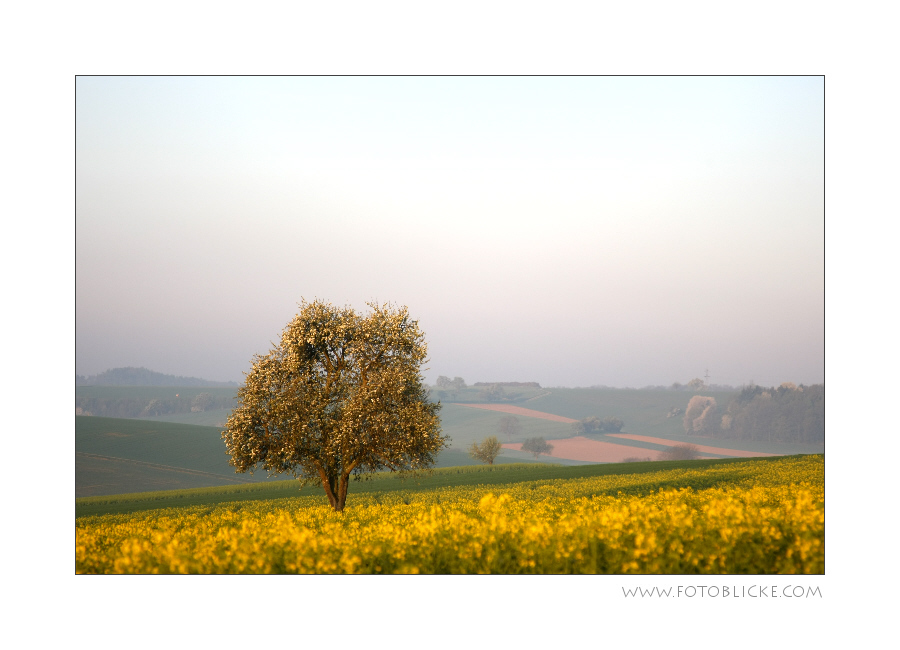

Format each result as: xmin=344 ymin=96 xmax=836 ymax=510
xmin=469 ymin=436 xmax=502 ymax=465
xmin=221 ymin=299 xmax=447 ymax=512
xmin=497 ymin=414 xmax=522 ymax=441
xmin=521 ymin=437 xmax=554 ymax=459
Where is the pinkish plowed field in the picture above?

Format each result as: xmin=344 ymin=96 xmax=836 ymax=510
xmin=462 ymin=403 xmax=780 ymax=462
xmin=456 ymin=403 xmax=577 ymax=423
xmin=606 ymin=433 xmax=779 ymax=458
xmin=503 ymin=436 xmax=675 ymax=463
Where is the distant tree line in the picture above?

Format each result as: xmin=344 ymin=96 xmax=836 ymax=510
xmin=430 ymin=378 xmax=527 ymax=403
xmin=431 ymin=376 xmax=468 ymax=402
xmin=435 ymin=376 xmax=467 ymax=391
xmin=588 ymin=382 xmax=738 ymax=391
xmin=477 ymin=383 xmax=517 ymax=402
xmin=75 ymin=392 xmax=234 ymax=418
xmin=572 ymin=416 xmax=625 ymax=435
xmin=682 ymin=383 xmax=824 ymax=444
xmin=667 ymin=378 xmax=737 ymax=392
xmin=76 ymin=367 xmax=237 ymax=387
xmin=473 ymin=382 xmax=541 ymax=388
xmin=720 ymin=384 xmax=824 ymax=444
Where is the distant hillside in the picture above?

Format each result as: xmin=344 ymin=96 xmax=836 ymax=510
xmin=77 ymin=367 xmax=237 ymax=387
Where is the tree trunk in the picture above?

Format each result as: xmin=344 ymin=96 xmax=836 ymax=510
xmin=336 ymin=473 xmax=351 ymax=512
xmin=316 ymin=466 xmax=351 ymax=512
xmin=317 ymin=468 xmax=342 ymax=511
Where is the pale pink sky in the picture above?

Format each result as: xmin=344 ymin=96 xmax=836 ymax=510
xmin=76 ymin=76 xmax=824 ymax=387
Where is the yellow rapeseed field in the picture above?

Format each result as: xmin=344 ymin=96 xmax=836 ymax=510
xmin=76 ymin=455 xmax=823 ymax=574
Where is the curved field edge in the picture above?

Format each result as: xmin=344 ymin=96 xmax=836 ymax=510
xmin=76 ymin=455 xmax=805 ymax=518
xmin=76 ymin=455 xmax=823 ymax=574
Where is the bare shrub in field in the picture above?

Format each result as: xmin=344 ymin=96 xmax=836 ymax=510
xmin=497 ymin=415 xmax=522 ymax=442
xmin=683 ymin=396 xmax=717 ymax=436
xmin=622 ymin=456 xmax=652 ymax=463
xmin=657 ymin=444 xmax=701 ymax=461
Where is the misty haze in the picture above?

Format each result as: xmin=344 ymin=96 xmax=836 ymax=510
xmin=76 ymin=76 xmax=823 ymax=390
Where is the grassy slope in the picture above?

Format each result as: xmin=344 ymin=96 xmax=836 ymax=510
xmin=76 ymin=454 xmax=813 ymax=518
xmin=76 ymin=454 xmax=253 ymax=496
xmin=77 ymin=416 xmax=248 ymax=474
xmin=144 ymin=409 xmax=232 ymax=427
xmin=75 ymin=416 xmax=292 ymax=497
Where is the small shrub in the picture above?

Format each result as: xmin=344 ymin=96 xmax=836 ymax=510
xmin=657 ymin=444 xmax=701 ymax=461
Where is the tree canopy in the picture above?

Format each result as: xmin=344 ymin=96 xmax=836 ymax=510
xmin=521 ymin=437 xmax=554 ymax=459
xmin=221 ymin=299 xmax=446 ymax=511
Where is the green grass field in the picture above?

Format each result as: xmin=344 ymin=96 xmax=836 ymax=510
xmin=143 ymin=408 xmax=232 ymax=427
xmin=76 ymin=454 xmax=801 ymax=518
xmin=75 ymin=416 xmax=292 ymax=497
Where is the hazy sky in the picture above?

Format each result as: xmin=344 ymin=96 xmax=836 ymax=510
xmin=76 ymin=76 xmax=824 ymax=387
